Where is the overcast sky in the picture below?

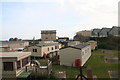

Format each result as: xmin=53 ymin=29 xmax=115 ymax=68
xmin=0 ymin=0 xmax=119 ymax=40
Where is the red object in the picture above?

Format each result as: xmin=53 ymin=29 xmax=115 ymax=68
xmin=13 ymin=38 xmax=18 ymax=41
xmin=88 ymin=41 xmax=96 ymax=43
xmin=43 ymin=52 xmax=46 ymax=60
xmin=75 ymin=59 xmax=81 ymax=67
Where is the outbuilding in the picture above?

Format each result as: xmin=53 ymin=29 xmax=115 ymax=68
xmin=59 ymin=43 xmax=91 ymax=67
xmin=0 ymin=52 xmax=31 ymax=78
xmin=28 ymin=43 xmax=61 ymax=59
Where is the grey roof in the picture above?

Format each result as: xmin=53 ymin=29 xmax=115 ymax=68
xmin=92 ymin=29 xmax=101 ymax=32
xmin=99 ymin=28 xmax=111 ymax=36
xmin=30 ymin=43 xmax=60 ymax=47
xmin=109 ymin=26 xmax=120 ymax=32
xmin=70 ymin=43 xmax=90 ymax=49
xmin=92 ymin=29 xmax=101 ymax=35
xmin=108 ymin=26 xmax=120 ymax=35
xmin=61 ymin=43 xmax=90 ymax=50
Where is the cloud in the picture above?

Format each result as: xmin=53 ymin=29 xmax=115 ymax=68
xmin=55 ymin=0 xmax=119 ymax=38
xmin=1 ymin=0 xmax=119 ymax=40
xmin=59 ymin=0 xmax=118 ymax=27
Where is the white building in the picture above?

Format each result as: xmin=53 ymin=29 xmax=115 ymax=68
xmin=28 ymin=43 xmax=61 ymax=58
xmin=87 ymin=41 xmax=97 ymax=51
xmin=0 ymin=46 xmax=10 ymax=52
xmin=60 ymin=43 xmax=91 ymax=67
xmin=0 ymin=41 xmax=29 ymax=51
xmin=0 ymin=52 xmax=31 ymax=78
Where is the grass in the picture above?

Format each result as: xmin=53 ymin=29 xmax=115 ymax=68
xmin=52 ymin=49 xmax=119 ymax=78
xmin=38 ymin=59 xmax=48 ymax=66
xmin=84 ymin=49 xmax=118 ymax=78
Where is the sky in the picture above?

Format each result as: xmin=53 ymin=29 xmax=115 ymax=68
xmin=0 ymin=0 xmax=119 ymax=40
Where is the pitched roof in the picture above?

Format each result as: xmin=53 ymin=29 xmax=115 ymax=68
xmin=99 ymin=28 xmax=111 ymax=33
xmin=109 ymin=26 xmax=120 ymax=32
xmin=92 ymin=29 xmax=101 ymax=35
xmin=92 ymin=29 xmax=101 ymax=32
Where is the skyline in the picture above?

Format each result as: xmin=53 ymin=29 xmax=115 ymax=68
xmin=0 ymin=0 xmax=119 ymax=40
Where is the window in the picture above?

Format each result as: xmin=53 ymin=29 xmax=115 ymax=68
xmin=3 ymin=62 xmax=13 ymax=71
xmin=17 ymin=61 xmax=21 ymax=69
xmin=33 ymin=49 xmax=37 ymax=52
xmin=22 ymin=57 xmax=29 ymax=67
xmin=51 ymin=47 xmax=54 ymax=50
xmin=48 ymin=48 xmax=49 ymax=51
xmin=88 ymin=48 xmax=89 ymax=51
xmin=55 ymin=46 xmax=58 ymax=49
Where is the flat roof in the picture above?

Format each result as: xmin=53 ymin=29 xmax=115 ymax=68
xmin=29 ymin=43 xmax=60 ymax=47
xmin=71 ymin=43 xmax=90 ymax=49
xmin=61 ymin=43 xmax=90 ymax=50
xmin=0 ymin=41 xmax=28 ymax=44
xmin=0 ymin=52 xmax=31 ymax=58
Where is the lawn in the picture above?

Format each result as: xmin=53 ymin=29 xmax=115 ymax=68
xmin=38 ymin=59 xmax=48 ymax=66
xmin=84 ymin=49 xmax=118 ymax=78
xmin=52 ymin=49 xmax=119 ymax=78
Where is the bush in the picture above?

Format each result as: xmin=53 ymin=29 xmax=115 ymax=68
xmin=90 ymin=36 xmax=120 ymax=50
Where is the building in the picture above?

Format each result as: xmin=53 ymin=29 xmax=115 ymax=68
xmin=108 ymin=26 xmax=120 ymax=36
xmin=0 ymin=52 xmax=31 ymax=78
xmin=59 ymin=41 xmax=80 ymax=48
xmin=0 ymin=41 xmax=29 ymax=51
xmin=76 ymin=30 xmax=91 ymax=37
xmin=91 ymin=29 xmax=101 ymax=37
xmin=59 ymin=43 xmax=91 ymax=67
xmin=67 ymin=41 xmax=80 ymax=46
xmin=28 ymin=43 xmax=61 ymax=59
xmin=41 ymin=30 xmax=56 ymax=41
xmin=99 ymin=28 xmax=111 ymax=37
xmin=58 ymin=37 xmax=69 ymax=42
xmin=0 ymin=46 xmax=10 ymax=52
xmin=91 ymin=26 xmax=120 ymax=37
xmin=87 ymin=41 xmax=97 ymax=51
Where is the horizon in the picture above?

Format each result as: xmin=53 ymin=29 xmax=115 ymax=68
xmin=0 ymin=0 xmax=119 ymax=40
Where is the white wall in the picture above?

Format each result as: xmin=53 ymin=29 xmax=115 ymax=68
xmin=28 ymin=44 xmax=61 ymax=57
xmin=60 ymin=45 xmax=91 ymax=67
xmin=28 ymin=46 xmax=42 ymax=57
xmin=81 ymin=45 xmax=91 ymax=66
xmin=60 ymin=48 xmax=81 ymax=67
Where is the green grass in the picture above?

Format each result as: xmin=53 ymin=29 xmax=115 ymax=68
xmin=84 ymin=49 xmax=118 ymax=78
xmin=38 ymin=59 xmax=48 ymax=66
xmin=52 ymin=49 xmax=119 ymax=78
xmin=52 ymin=65 xmax=80 ymax=78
